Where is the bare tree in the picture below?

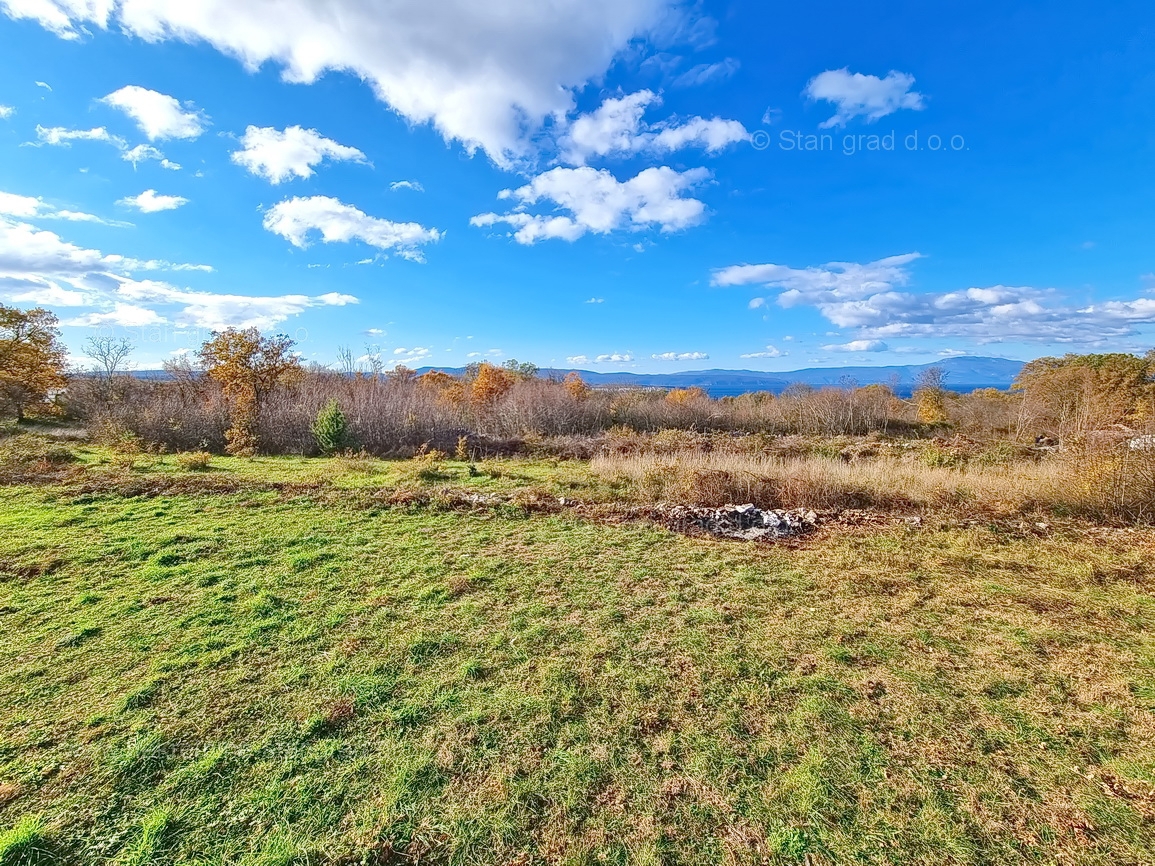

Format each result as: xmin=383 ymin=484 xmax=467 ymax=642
xmin=335 ymin=344 xmax=359 ymax=376
xmin=84 ymin=335 xmax=135 ymax=403
xmin=363 ymin=344 xmax=385 ymax=379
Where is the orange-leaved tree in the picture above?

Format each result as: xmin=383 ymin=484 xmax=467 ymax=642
xmin=197 ymin=328 xmax=303 ymax=455
xmin=1015 ymin=353 xmax=1155 ymax=435
xmin=913 ymin=366 xmax=950 ymax=425
xmin=0 ymin=304 xmax=69 ymax=422
xmin=563 ymin=371 xmax=590 ymax=401
xmin=470 ymin=362 xmax=515 ymax=409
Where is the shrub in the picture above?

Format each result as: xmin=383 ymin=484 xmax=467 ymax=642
xmin=0 ymin=434 xmax=76 ymax=467
xmin=311 ymin=400 xmax=352 ymax=455
xmin=175 ymin=451 xmax=213 ymax=471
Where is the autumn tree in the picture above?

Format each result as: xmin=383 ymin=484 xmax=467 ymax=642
xmin=1014 ymin=353 xmax=1155 ymax=435
xmin=0 ymin=305 xmax=69 ymax=422
xmin=470 ymin=362 xmax=515 ymax=409
xmin=563 ymin=371 xmax=590 ymax=401
xmin=197 ymin=328 xmax=303 ymax=456
xmin=418 ymin=369 xmax=466 ymax=406
xmin=913 ymin=366 xmax=949 ymax=425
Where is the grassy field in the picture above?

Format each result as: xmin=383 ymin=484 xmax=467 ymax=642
xmin=2 ymin=449 xmax=1155 ymax=864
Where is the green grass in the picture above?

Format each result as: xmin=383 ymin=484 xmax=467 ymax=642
xmin=1 ymin=454 xmax=1154 ymax=864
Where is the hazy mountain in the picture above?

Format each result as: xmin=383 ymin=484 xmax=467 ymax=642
xmin=419 ymin=356 xmax=1025 ymax=397
xmin=129 ymin=356 xmax=1025 ymax=397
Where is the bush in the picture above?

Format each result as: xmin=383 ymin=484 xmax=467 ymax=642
xmin=0 ymin=434 xmax=76 ymax=467
xmin=311 ymin=400 xmax=352 ymax=455
xmin=175 ymin=451 xmax=213 ymax=471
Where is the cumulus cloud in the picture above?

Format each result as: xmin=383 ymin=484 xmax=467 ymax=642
xmin=652 ymin=351 xmax=708 ymax=361
xmin=740 ymin=345 xmax=784 ymax=359
xmin=390 ymin=180 xmax=424 ymax=192
xmin=34 ymin=125 xmax=125 ymax=148
xmin=100 ymin=85 xmax=207 ymax=140
xmin=0 ymin=213 xmax=350 ymax=330
xmin=231 ymin=125 xmax=367 ymax=183
xmin=823 ymin=339 xmax=889 ymax=353
xmin=567 ymin=352 xmax=633 ymax=364
xmin=559 ymin=90 xmax=747 ymax=165
xmin=472 ymin=165 xmax=709 ymax=244
xmin=118 ymin=190 xmax=189 ymax=212
xmin=122 ymin=144 xmax=180 ymax=170
xmin=3 ymin=0 xmax=700 ymax=164
xmin=0 ymin=105 xmax=13 ymax=119
xmin=804 ymin=69 xmax=925 ymax=128
xmin=714 ymin=252 xmax=1155 ymax=346
xmin=262 ymin=196 xmax=442 ymax=261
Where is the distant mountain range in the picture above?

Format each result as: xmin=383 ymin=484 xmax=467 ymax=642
xmin=418 ymin=356 xmax=1026 ymax=397
xmin=129 ymin=356 xmax=1025 ymax=397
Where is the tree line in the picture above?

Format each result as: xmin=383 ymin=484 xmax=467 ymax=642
xmin=5 ymin=302 xmax=1155 ymax=453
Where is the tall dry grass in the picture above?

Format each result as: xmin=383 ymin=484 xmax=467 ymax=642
xmin=591 ymin=445 xmax=1155 ymax=521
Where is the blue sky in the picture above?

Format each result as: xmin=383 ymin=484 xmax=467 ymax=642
xmin=1 ymin=0 xmax=1154 ymax=372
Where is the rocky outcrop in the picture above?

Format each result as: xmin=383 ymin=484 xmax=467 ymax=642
xmin=658 ymin=503 xmax=819 ymax=540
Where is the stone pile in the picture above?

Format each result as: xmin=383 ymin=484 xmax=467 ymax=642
xmin=659 ymin=503 xmax=818 ymax=540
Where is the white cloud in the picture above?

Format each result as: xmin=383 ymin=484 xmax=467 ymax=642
xmin=560 ymin=90 xmax=747 ymax=165
xmin=390 ymin=180 xmax=424 ymax=192
xmin=34 ymin=81 xmax=51 ymax=90
xmin=64 ymin=302 xmax=168 ymax=328
xmin=122 ymin=144 xmax=181 ymax=170
xmin=585 ymin=297 xmax=604 ymax=304
xmin=472 ymin=165 xmax=710 ymax=244
xmin=114 ymin=279 xmax=358 ymax=330
xmin=823 ymin=339 xmax=889 ymax=353
xmin=263 ymin=195 xmax=442 ymax=261
xmin=804 ymin=69 xmax=926 ymax=128
xmin=390 ymin=346 xmax=431 ymax=366
xmin=118 ymin=189 xmax=189 ymax=212
xmin=740 ymin=345 xmax=783 ymax=359
xmin=0 ymin=213 xmax=336 ymax=331
xmin=34 ymin=125 xmax=125 ymax=148
xmin=0 ymin=190 xmax=131 ymax=227
xmin=715 ymin=252 xmax=1155 ymax=346
xmin=652 ymin=351 xmax=708 ymax=361
xmin=0 ymin=105 xmax=13 ymax=119
xmin=713 ymin=253 xmax=922 ymax=304
xmin=231 ymin=125 xmax=366 ymax=184
xmin=0 ymin=191 xmax=45 ymax=218
xmin=100 ymin=85 xmax=207 ymax=140
xmin=567 ymin=352 xmax=633 ymax=364
xmin=672 ymin=57 xmax=739 ymax=88
xmin=4 ymin=0 xmax=700 ymax=164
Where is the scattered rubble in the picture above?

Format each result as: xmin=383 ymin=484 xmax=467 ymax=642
xmin=657 ymin=503 xmax=819 ymax=541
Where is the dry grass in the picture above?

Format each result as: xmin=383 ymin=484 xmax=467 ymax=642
xmin=591 ymin=451 xmax=1083 ymax=516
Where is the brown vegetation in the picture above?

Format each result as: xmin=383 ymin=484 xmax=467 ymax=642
xmin=0 ymin=304 xmax=69 ymax=422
